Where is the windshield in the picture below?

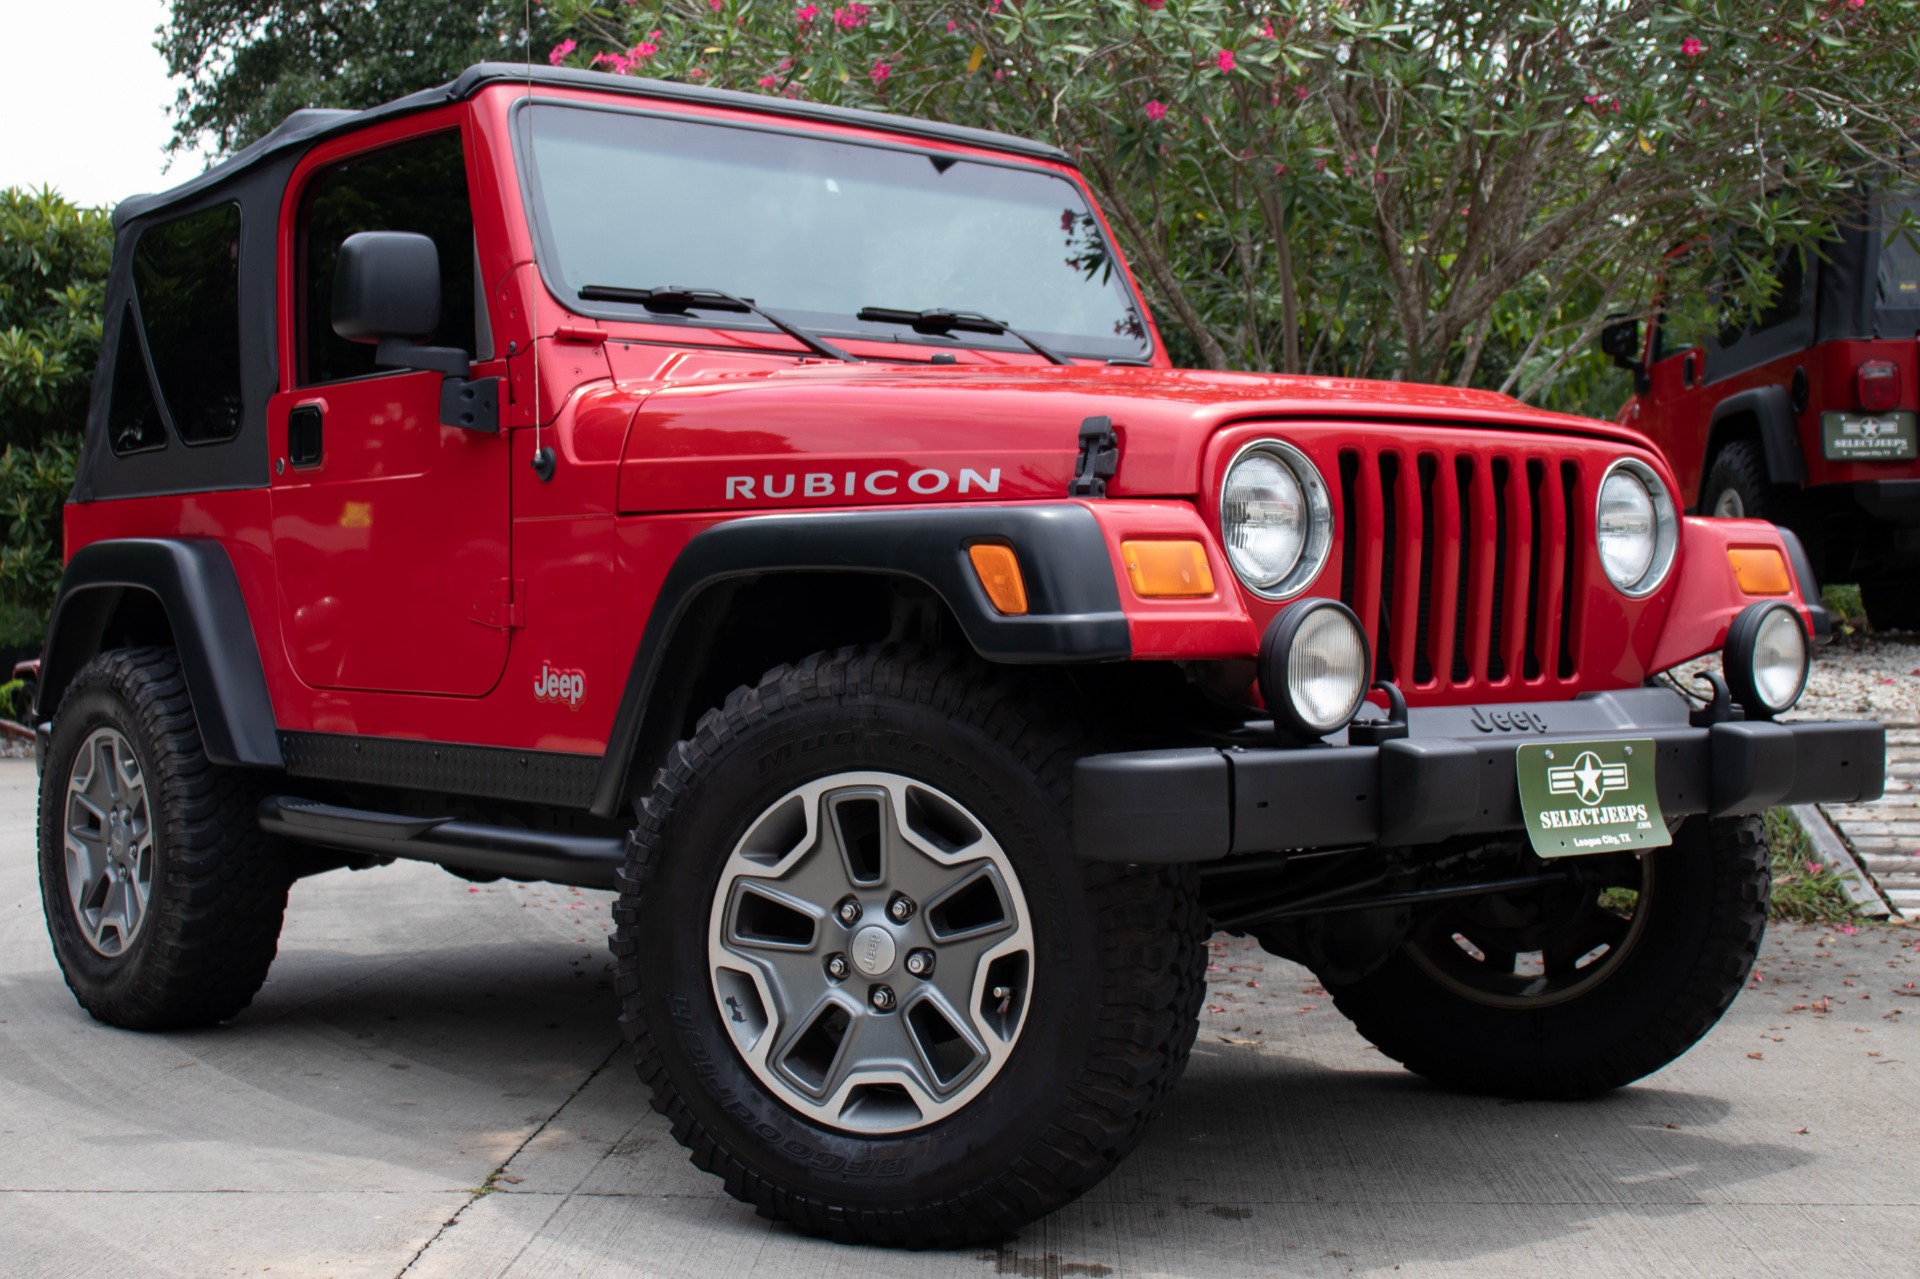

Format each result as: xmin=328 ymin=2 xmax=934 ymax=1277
xmin=516 ymin=102 xmax=1151 ymax=361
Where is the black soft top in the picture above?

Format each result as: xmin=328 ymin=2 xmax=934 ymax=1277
xmin=116 ymin=62 xmax=1071 ymax=227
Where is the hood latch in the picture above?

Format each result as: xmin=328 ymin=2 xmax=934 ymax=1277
xmin=1068 ymin=415 xmax=1119 ymax=498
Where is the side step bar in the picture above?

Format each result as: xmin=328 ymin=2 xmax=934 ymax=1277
xmin=259 ymin=795 xmax=626 ymax=890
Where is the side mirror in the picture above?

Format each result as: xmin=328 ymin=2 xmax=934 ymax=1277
xmin=331 ymin=231 xmax=496 ymax=433
xmin=1599 ymin=315 xmax=1650 ymax=395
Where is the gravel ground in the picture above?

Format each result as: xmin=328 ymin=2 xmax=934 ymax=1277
xmin=1669 ymin=629 xmax=1920 ymax=724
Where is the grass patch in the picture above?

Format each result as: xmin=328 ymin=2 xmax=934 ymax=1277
xmin=1764 ymin=808 xmax=1857 ymax=925
xmin=1822 ymin=582 xmax=1866 ymax=634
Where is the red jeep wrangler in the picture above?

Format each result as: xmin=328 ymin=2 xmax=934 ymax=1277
xmin=1601 ymin=195 xmax=1920 ymax=626
xmin=36 ymin=65 xmax=1883 ymax=1246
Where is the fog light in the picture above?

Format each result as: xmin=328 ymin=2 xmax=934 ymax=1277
xmin=1258 ymin=599 xmax=1371 ymax=739
xmin=1724 ymin=601 xmax=1809 ymax=719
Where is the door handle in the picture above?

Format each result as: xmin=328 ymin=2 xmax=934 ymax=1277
xmin=1682 ymin=352 xmax=1697 ymax=388
xmin=288 ymin=404 xmax=323 ymax=467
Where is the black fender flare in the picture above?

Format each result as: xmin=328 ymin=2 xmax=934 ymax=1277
xmin=588 ymin=503 xmax=1130 ymax=817
xmin=38 ymin=538 xmax=282 ymax=768
xmin=1707 ymin=386 xmax=1807 ymax=496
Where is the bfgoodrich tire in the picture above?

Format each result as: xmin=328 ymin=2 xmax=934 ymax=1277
xmin=1702 ymin=440 xmax=1780 ymax=521
xmin=612 ymin=647 xmax=1205 ymax=1247
xmin=38 ymin=647 xmax=292 ymax=1030
xmin=1323 ymin=816 xmax=1768 ymax=1099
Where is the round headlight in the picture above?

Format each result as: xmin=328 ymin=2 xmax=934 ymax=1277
xmin=1259 ymin=599 xmax=1371 ymax=738
xmin=1595 ymin=458 xmax=1678 ymax=597
xmin=1220 ymin=440 xmax=1333 ymax=599
xmin=1724 ymin=601 xmax=1809 ymax=718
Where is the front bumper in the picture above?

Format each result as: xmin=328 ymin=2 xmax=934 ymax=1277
xmin=1073 ymin=688 xmax=1884 ymax=863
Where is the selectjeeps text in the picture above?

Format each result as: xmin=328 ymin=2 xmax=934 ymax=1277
xmin=34 ymin=64 xmax=1885 ymax=1247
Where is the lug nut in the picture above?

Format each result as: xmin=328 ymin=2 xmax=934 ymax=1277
xmin=905 ymin=948 xmax=935 ymax=978
xmin=869 ymin=984 xmax=896 ymax=1012
xmin=887 ymin=893 xmax=916 ymax=923
xmin=825 ymin=953 xmax=849 ymax=981
xmin=836 ymin=897 xmax=863 ymax=926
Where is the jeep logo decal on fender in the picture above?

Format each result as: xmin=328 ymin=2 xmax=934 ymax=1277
xmin=533 ymin=663 xmax=585 ymax=711
xmin=724 ymin=467 xmax=1001 ymax=501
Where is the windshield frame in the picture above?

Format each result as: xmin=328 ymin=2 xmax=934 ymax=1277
xmin=508 ymin=95 xmax=1157 ymax=364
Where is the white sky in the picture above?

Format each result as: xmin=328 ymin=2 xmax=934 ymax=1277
xmin=0 ymin=0 xmax=211 ymax=209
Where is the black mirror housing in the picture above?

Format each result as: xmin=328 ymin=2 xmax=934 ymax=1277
xmin=333 ymin=231 xmax=442 ymax=342
xmin=1599 ymin=316 xmax=1642 ymax=363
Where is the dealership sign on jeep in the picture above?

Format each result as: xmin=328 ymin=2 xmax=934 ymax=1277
xmin=1515 ymin=738 xmax=1671 ymax=856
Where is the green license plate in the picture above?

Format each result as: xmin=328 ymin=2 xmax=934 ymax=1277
xmin=1515 ymin=738 xmax=1671 ymax=857
xmin=1821 ymin=410 xmax=1918 ymax=462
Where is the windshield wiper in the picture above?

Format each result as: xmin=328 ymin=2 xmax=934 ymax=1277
xmin=856 ymin=306 xmax=1074 ymax=366
xmin=579 ymin=285 xmax=858 ymax=363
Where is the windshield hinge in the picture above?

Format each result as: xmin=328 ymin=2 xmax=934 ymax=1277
xmin=1068 ymin=415 xmax=1119 ymax=498
xmin=469 ymin=578 xmax=525 ymax=630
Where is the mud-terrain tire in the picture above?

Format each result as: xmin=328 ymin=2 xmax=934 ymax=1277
xmin=1702 ymin=440 xmax=1781 ymax=521
xmin=1322 ymin=816 xmax=1767 ymax=1100
xmin=38 ymin=647 xmax=291 ymax=1030
xmin=611 ymin=647 xmax=1205 ymax=1247
xmin=1860 ymin=579 xmax=1920 ymax=633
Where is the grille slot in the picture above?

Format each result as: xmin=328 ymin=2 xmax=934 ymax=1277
xmin=1336 ymin=447 xmax=1583 ymax=691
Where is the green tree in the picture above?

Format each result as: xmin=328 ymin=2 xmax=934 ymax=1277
xmin=160 ymin=0 xmax=559 ymax=156
xmin=543 ymin=0 xmax=1919 ymax=405
xmin=0 ymin=187 xmax=107 ymax=632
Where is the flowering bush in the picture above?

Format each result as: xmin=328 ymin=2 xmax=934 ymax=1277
xmin=452 ymin=3 xmax=1920 ymax=405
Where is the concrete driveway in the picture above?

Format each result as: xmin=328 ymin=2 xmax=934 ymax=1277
xmin=3 ymin=755 xmax=1917 ymax=1278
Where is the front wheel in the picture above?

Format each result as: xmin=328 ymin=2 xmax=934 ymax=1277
xmin=1323 ymin=816 xmax=1768 ymax=1099
xmin=612 ymin=648 xmax=1204 ymax=1246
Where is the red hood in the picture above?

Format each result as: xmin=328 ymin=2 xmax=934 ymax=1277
xmin=608 ymin=362 xmax=1659 ymax=513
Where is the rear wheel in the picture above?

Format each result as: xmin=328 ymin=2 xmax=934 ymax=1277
xmin=38 ymin=648 xmax=292 ymax=1030
xmin=612 ymin=648 xmax=1205 ymax=1246
xmin=1322 ymin=816 xmax=1767 ymax=1099
xmin=1702 ymin=440 xmax=1780 ymax=521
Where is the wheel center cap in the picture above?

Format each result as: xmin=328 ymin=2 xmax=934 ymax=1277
xmin=850 ymin=924 xmax=896 ymax=977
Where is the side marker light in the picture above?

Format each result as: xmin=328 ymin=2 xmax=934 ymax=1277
xmin=967 ymin=544 xmax=1029 ymax=615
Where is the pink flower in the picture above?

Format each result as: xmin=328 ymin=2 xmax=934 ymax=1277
xmin=947 ymin=18 xmax=957 ymax=31
xmin=1681 ymin=35 xmax=1703 ymax=56
xmin=548 ymin=38 xmax=576 ymax=66
xmin=1272 ymin=163 xmax=1287 ymax=176
xmin=870 ymin=60 xmax=891 ymax=82
xmin=591 ymin=51 xmax=633 ymax=74
xmin=1807 ymin=861 xmax=1824 ymax=874
xmin=1216 ymin=48 xmax=1237 ymax=73
xmin=630 ymin=40 xmax=659 ymax=63
xmin=1144 ymin=99 xmax=1168 ymax=121
xmin=710 ymin=0 xmax=724 ymax=8
xmin=1314 ymin=157 xmax=1328 ymax=171
xmin=1143 ymin=0 xmax=1166 ymax=8
xmin=758 ymin=74 xmax=779 ymax=88
xmin=1260 ymin=19 xmax=1275 ymax=38
xmin=1295 ymin=82 xmax=1309 ymax=100
xmin=796 ymin=3 xmax=819 ymax=25
xmin=688 ymin=66 xmax=707 ymax=79
xmin=833 ymin=3 xmax=870 ymax=30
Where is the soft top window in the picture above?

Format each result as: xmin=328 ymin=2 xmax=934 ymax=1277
xmin=130 ymin=202 xmax=245 ymax=445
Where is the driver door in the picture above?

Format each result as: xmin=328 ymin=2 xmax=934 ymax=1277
xmin=268 ymin=125 xmax=512 ymax=697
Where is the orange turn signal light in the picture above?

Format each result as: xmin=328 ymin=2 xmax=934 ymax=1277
xmin=1121 ymin=540 xmax=1215 ymax=598
xmin=1728 ymin=547 xmax=1792 ymax=596
xmin=968 ymin=543 xmax=1029 ymax=615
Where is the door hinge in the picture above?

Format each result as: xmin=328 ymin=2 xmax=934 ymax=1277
xmin=1068 ymin=414 xmax=1119 ymax=498
xmin=469 ymin=578 xmax=525 ymax=630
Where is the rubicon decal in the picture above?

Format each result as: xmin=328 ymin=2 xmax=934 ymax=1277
xmin=533 ymin=663 xmax=585 ymax=711
xmin=724 ymin=467 xmax=1001 ymax=501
